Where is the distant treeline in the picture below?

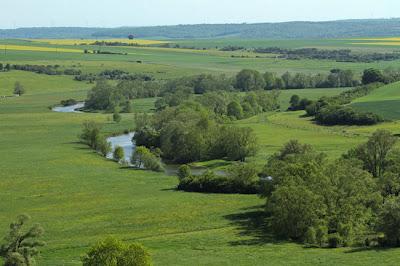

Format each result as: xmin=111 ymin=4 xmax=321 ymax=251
xmin=2 ymin=19 xmax=400 ymax=39
xmin=0 ymin=63 xmax=81 ymax=76
xmin=74 ymin=69 xmax=152 ymax=82
xmin=254 ymin=47 xmax=400 ymax=63
xmin=287 ymin=68 xmax=400 ymax=125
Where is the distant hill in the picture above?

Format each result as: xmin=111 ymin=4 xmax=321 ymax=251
xmin=1 ymin=18 xmax=400 ymax=39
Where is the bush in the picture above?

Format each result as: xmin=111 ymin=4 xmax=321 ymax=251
xmin=177 ymin=165 xmax=192 ymax=181
xmin=315 ymin=105 xmax=383 ymax=126
xmin=113 ymin=112 xmax=122 ymax=123
xmin=80 ymin=121 xmax=102 ymax=148
xmin=60 ymin=98 xmax=78 ymax=106
xmin=82 ymin=237 xmax=151 ymax=266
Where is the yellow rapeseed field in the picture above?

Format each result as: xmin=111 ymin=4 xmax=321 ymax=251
xmin=0 ymin=44 xmax=83 ymax=53
xmin=29 ymin=38 xmax=167 ymax=46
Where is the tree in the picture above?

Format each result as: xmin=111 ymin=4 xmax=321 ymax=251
xmin=304 ymin=227 xmax=317 ymax=246
xmin=95 ymin=135 xmax=112 ymax=157
xmin=362 ymin=68 xmax=385 ymax=84
xmin=346 ymin=130 xmax=397 ymax=177
xmin=132 ymin=146 xmax=163 ymax=172
xmin=80 ymin=121 xmax=102 ymax=149
xmin=378 ymin=196 xmax=400 ymax=246
xmin=0 ymin=63 xmax=3 ymax=71
xmin=113 ymin=146 xmax=125 ymax=162
xmin=82 ymin=237 xmax=151 ymax=266
xmin=221 ymin=127 xmax=258 ymax=162
xmin=113 ymin=112 xmax=122 ymax=123
xmin=289 ymin=95 xmax=300 ymax=108
xmin=0 ymin=214 xmax=45 ymax=266
xmin=128 ymin=34 xmax=135 ymax=40
xmin=13 ymin=82 xmax=25 ymax=96
xmin=235 ymin=69 xmax=266 ymax=91
xmin=227 ymin=101 xmax=243 ymax=119
xmin=267 ymin=185 xmax=325 ymax=240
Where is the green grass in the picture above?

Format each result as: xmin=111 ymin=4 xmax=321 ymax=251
xmin=2 ymin=40 xmax=400 ymax=265
xmin=352 ymin=82 xmax=400 ymax=120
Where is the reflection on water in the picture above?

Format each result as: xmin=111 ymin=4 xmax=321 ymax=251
xmin=106 ymin=133 xmax=135 ymax=163
xmin=52 ymin=103 xmax=85 ymax=113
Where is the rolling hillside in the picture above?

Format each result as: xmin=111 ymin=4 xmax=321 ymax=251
xmin=1 ymin=18 xmax=400 ymax=39
xmin=352 ymin=82 xmax=400 ymax=120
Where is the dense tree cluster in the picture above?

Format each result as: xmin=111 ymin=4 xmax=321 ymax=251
xmin=314 ymin=105 xmax=383 ymax=125
xmin=134 ymin=102 xmax=258 ymax=163
xmin=84 ymin=80 xmax=161 ymax=112
xmin=261 ymin=132 xmax=400 ymax=247
xmin=254 ymin=47 xmax=400 ymax=63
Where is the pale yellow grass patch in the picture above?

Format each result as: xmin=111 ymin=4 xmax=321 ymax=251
xmin=350 ymin=42 xmax=400 ymax=46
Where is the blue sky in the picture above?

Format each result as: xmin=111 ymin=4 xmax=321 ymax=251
xmin=1 ymin=0 xmax=399 ymax=28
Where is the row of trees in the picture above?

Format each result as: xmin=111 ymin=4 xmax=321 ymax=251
xmin=237 ymin=68 xmax=360 ymax=91
xmin=262 ymin=131 xmax=400 ymax=247
xmin=0 ymin=63 xmax=81 ymax=76
xmin=253 ymin=47 xmax=400 ymax=63
xmin=289 ymin=82 xmax=385 ymax=125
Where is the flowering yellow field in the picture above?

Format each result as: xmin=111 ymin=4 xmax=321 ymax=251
xmin=351 ymin=37 xmax=400 ymax=41
xmin=0 ymin=44 xmax=83 ymax=53
xmin=349 ymin=37 xmax=400 ymax=46
xmin=29 ymin=39 xmax=167 ymax=46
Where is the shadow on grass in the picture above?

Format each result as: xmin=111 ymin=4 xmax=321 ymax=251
xmin=224 ymin=205 xmax=283 ymax=246
xmin=344 ymin=246 xmax=394 ymax=254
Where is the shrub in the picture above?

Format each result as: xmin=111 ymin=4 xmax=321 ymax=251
xmin=60 ymin=98 xmax=78 ymax=106
xmin=80 ymin=121 xmax=102 ymax=148
xmin=177 ymin=165 xmax=192 ymax=181
xmin=132 ymin=146 xmax=164 ymax=172
xmin=113 ymin=112 xmax=122 ymax=123
xmin=82 ymin=237 xmax=151 ymax=266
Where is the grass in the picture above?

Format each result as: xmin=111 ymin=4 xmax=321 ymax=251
xmin=352 ymin=82 xmax=400 ymax=120
xmin=2 ymin=38 xmax=400 ymax=265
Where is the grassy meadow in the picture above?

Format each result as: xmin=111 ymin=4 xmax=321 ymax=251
xmin=2 ymin=38 xmax=400 ymax=265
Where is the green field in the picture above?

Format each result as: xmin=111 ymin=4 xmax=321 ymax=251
xmin=351 ymin=82 xmax=400 ymax=120
xmin=2 ymin=38 xmax=400 ymax=265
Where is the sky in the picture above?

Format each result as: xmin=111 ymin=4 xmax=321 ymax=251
xmin=1 ymin=0 xmax=399 ymax=29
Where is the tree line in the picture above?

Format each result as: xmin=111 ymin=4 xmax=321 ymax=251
xmin=254 ymin=47 xmax=400 ymax=63
xmin=0 ymin=63 xmax=81 ymax=76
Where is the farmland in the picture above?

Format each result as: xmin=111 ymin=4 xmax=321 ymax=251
xmin=2 ymin=37 xmax=400 ymax=265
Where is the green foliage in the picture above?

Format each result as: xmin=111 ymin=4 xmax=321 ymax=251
xmin=178 ymin=163 xmax=260 ymax=194
xmin=328 ymin=233 xmax=342 ymax=248
xmin=177 ymin=165 xmax=192 ymax=181
xmin=227 ymin=101 xmax=243 ymax=120
xmin=95 ymin=135 xmax=112 ymax=157
xmin=80 ymin=121 xmax=102 ymax=149
xmin=345 ymin=130 xmax=397 ymax=177
xmin=13 ymin=82 xmax=25 ymax=96
xmin=113 ymin=112 xmax=122 ymax=123
xmin=304 ymin=227 xmax=317 ymax=246
xmin=132 ymin=146 xmax=163 ymax=172
xmin=362 ymin=68 xmax=385 ymax=84
xmin=82 ymin=237 xmax=151 ymax=266
xmin=378 ymin=196 xmax=400 ymax=246
xmin=113 ymin=146 xmax=125 ymax=162
xmin=0 ymin=214 xmax=45 ymax=266
xmin=235 ymin=69 xmax=266 ymax=91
